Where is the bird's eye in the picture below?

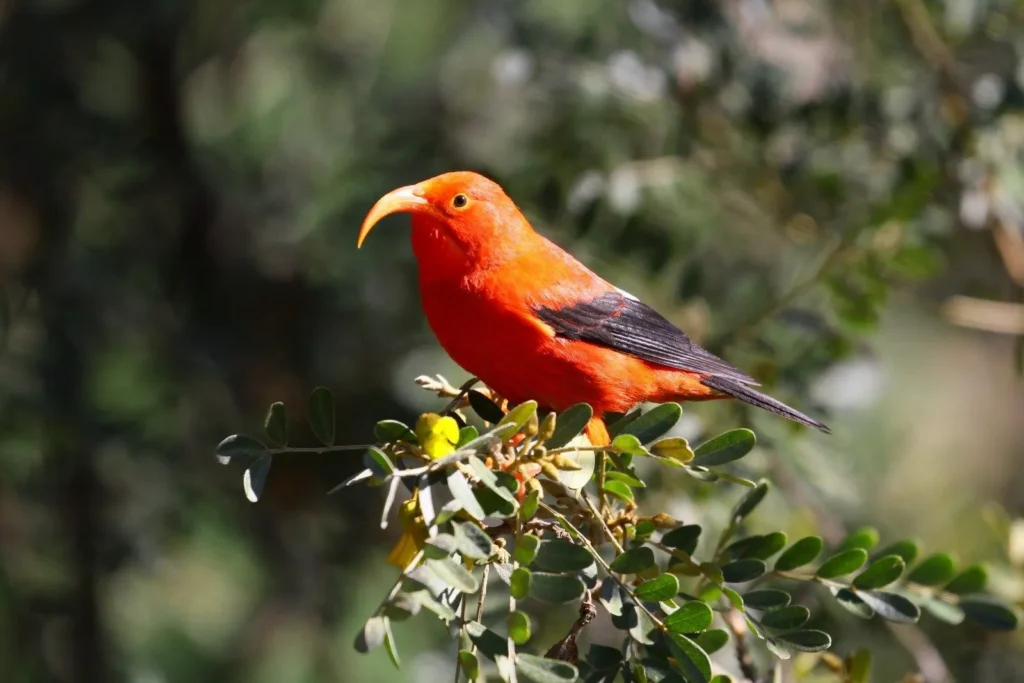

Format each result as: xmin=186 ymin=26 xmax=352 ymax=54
xmin=451 ymin=193 xmax=469 ymax=209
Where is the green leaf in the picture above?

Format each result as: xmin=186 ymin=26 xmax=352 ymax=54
xmin=721 ymin=559 xmax=767 ymax=583
xmin=743 ymin=589 xmax=791 ymax=610
xmin=726 ymin=533 xmax=787 ymax=561
xmin=650 ymin=437 xmax=695 ymax=463
xmin=374 ymin=419 xmax=415 ymax=444
xmin=243 ymin=455 xmax=273 ymax=503
xmin=468 ymin=390 xmax=506 ymax=423
xmin=307 ymin=387 xmax=335 ymax=446
xmin=508 ymin=611 xmax=532 ymax=645
xmin=633 ymin=520 xmax=657 ymax=542
xmin=848 ymin=649 xmax=872 ymax=683
xmin=960 ymin=597 xmax=1020 ymax=631
xmin=839 ymin=527 xmax=879 ymax=552
xmin=709 ymin=677 xmax=733 ymax=683
xmin=764 ymin=638 xmax=792 ymax=661
xmin=906 ymin=553 xmax=957 ymax=586
xmin=774 ymin=629 xmax=831 ymax=653
xmin=610 ymin=546 xmax=656 ymax=574
xmin=605 ymin=480 xmax=635 ymax=503
xmin=215 ymin=434 xmax=267 ymax=465
xmin=363 ymin=447 xmax=395 ymax=478
xmin=598 ymin=581 xmax=625 ymax=617
xmin=662 ymin=525 xmax=702 ymax=556
xmin=731 ymin=481 xmax=769 ymax=522
xmin=612 ymin=433 xmax=648 ymax=456
xmin=520 ymin=489 xmax=540 ymax=522
xmin=515 ymin=653 xmax=579 ymax=683
xmin=664 ymin=601 xmax=714 ymax=633
xmin=456 ymin=426 xmax=479 ymax=448
xmin=875 ymin=539 xmax=919 ymax=565
xmin=622 ymin=403 xmax=682 ymax=444
xmin=467 ymin=456 xmax=518 ymax=505
xmin=453 ymin=521 xmax=494 ymax=560
xmin=447 ymin=469 xmax=486 ymax=520
xmin=774 ymin=536 xmax=824 ymax=571
xmin=586 ymin=644 xmax=623 ymax=672
xmin=832 ymin=587 xmax=874 ymax=619
xmin=607 ymin=471 xmax=646 ymax=488
xmin=921 ymin=597 xmax=965 ymax=625
xmin=383 ymin=618 xmax=400 ymax=669
xmin=853 ymin=555 xmax=906 ymax=590
xmin=458 ymin=650 xmax=480 ymax=681
xmin=424 ymin=533 xmax=459 ymax=559
xmin=263 ymin=402 xmax=287 ymax=447
xmin=406 ymin=589 xmax=456 ymax=621
xmin=856 ymin=590 xmax=920 ymax=624
xmin=944 ymin=564 xmax=987 ymax=595
xmin=723 ymin=587 xmax=744 ymax=610
xmin=665 ymin=633 xmax=712 ymax=683
xmin=696 ymin=629 xmax=729 ymax=655
xmin=635 ymin=573 xmax=680 ymax=602
xmin=510 ymin=567 xmax=531 ymax=600
xmin=692 ymin=429 xmax=756 ymax=467
xmin=547 ymin=403 xmax=593 ymax=448
xmin=607 ymin=408 xmax=643 ymax=437
xmin=816 ymin=548 xmax=869 ymax=579
xmin=515 ymin=534 xmax=541 ymax=566
xmin=354 ymin=615 xmax=386 ymax=653
xmin=500 ymin=400 xmax=538 ymax=434
xmin=528 ymin=572 xmax=586 ymax=604
xmin=426 ymin=557 xmax=479 ymax=593
xmin=759 ymin=605 xmax=810 ymax=630
xmin=466 ymin=621 xmax=507 ymax=660
xmin=534 ymin=539 xmax=595 ymax=572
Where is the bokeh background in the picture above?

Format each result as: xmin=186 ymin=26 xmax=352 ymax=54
xmin=2 ymin=0 xmax=1024 ymax=681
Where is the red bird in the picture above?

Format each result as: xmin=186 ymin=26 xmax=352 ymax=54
xmin=358 ymin=172 xmax=828 ymax=444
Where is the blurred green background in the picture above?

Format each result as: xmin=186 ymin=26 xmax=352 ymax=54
xmin=2 ymin=0 xmax=1024 ymax=681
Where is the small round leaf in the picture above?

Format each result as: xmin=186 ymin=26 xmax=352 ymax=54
xmin=664 ymin=601 xmax=714 ymax=633
xmin=743 ymin=589 xmax=792 ymax=611
xmin=721 ymin=559 xmax=767 ymax=583
xmin=853 ymin=555 xmax=905 ymax=590
xmin=906 ymin=553 xmax=957 ymax=586
xmin=533 ymin=539 xmax=595 ymax=573
xmin=634 ymin=573 xmax=680 ymax=602
xmin=759 ymin=605 xmax=810 ymax=630
xmin=944 ymin=564 xmax=987 ymax=595
xmin=774 ymin=536 xmax=824 ymax=571
xmin=546 ymin=403 xmax=593 ymax=448
xmin=528 ymin=572 xmax=586 ymax=604
xmin=621 ymin=403 xmax=682 ymax=444
xmin=960 ymin=597 xmax=1019 ymax=631
xmin=692 ymin=428 xmax=756 ymax=467
xmin=816 ymin=548 xmax=868 ymax=579
xmin=662 ymin=525 xmax=702 ymax=556
xmin=263 ymin=402 xmax=287 ymax=447
xmin=609 ymin=546 xmax=656 ymax=574
xmin=307 ymin=387 xmax=336 ymax=445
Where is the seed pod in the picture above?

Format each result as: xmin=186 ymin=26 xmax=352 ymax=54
xmin=526 ymin=477 xmax=544 ymax=497
xmin=529 ymin=446 xmax=547 ymax=461
xmin=551 ymin=454 xmax=583 ymax=471
xmin=537 ymin=412 xmax=557 ymax=442
xmin=540 ymin=460 xmax=561 ymax=480
xmin=523 ymin=412 xmax=540 ymax=438
xmin=648 ymin=513 xmax=679 ymax=528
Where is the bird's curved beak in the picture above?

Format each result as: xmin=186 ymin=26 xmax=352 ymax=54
xmin=357 ymin=185 xmax=431 ymax=248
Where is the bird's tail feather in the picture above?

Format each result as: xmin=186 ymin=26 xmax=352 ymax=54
xmin=700 ymin=376 xmax=830 ymax=433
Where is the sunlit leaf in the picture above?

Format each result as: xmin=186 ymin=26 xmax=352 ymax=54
xmin=832 ymin=587 xmax=874 ymax=619
xmin=453 ymin=521 xmax=494 ymax=560
xmin=874 ymin=539 xmax=919 ymax=565
xmin=374 ymin=419 xmax=416 ymax=444
xmin=635 ymin=573 xmax=680 ymax=602
xmin=666 ymin=633 xmax=712 ymax=683
xmin=243 ymin=455 xmax=272 ymax=503
xmin=605 ymin=479 xmax=635 ymax=503
xmin=774 ymin=536 xmax=823 ymax=571
xmin=426 ymin=557 xmax=479 ymax=593
xmin=354 ymin=615 xmax=386 ymax=653
xmin=944 ymin=564 xmax=987 ymax=595
xmin=839 ymin=527 xmax=879 ymax=552
xmin=816 ymin=549 xmax=868 ymax=579
xmin=731 ymin=481 xmax=769 ymax=521
xmin=515 ymin=534 xmax=541 ymax=566
xmin=852 ymin=555 xmax=905 ymax=590
xmin=459 ymin=650 xmax=481 ymax=680
xmin=650 ymin=437 xmax=695 ymax=463
xmin=508 ymin=611 xmax=532 ymax=645
xmin=466 ymin=621 xmax=507 ymax=660
xmin=500 ymin=400 xmax=538 ymax=434
xmin=664 ymin=601 xmax=714 ymax=633
xmin=215 ymin=434 xmax=267 ymax=465
xmin=906 ymin=553 xmax=956 ymax=586
xmin=447 ymin=469 xmax=486 ymax=520
xmin=383 ymin=617 xmax=400 ymax=668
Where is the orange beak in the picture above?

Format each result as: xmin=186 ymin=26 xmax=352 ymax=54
xmin=357 ymin=185 xmax=432 ymax=248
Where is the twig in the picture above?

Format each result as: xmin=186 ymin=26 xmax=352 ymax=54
xmin=724 ymin=609 xmax=759 ymax=683
xmin=940 ymin=295 xmax=1024 ymax=335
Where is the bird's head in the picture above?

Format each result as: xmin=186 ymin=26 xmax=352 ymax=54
xmin=358 ymin=171 xmax=534 ymax=278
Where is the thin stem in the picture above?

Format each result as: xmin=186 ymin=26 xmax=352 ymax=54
xmin=581 ymin=494 xmax=623 ymax=554
xmin=270 ymin=444 xmax=374 ymax=454
xmin=539 ymin=501 xmax=666 ymax=630
xmin=546 ymin=445 xmax=618 ymax=455
xmin=724 ymin=609 xmax=759 ymax=683
xmin=442 ymin=377 xmax=481 ymax=415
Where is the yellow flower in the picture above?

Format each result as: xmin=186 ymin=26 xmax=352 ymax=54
xmin=387 ymin=493 xmax=428 ymax=569
xmin=415 ymin=412 xmax=460 ymax=459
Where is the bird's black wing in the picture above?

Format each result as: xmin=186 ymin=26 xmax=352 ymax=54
xmin=534 ymin=291 xmax=757 ymax=384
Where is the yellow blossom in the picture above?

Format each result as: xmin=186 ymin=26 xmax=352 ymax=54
xmin=415 ymin=412 xmax=460 ymax=459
